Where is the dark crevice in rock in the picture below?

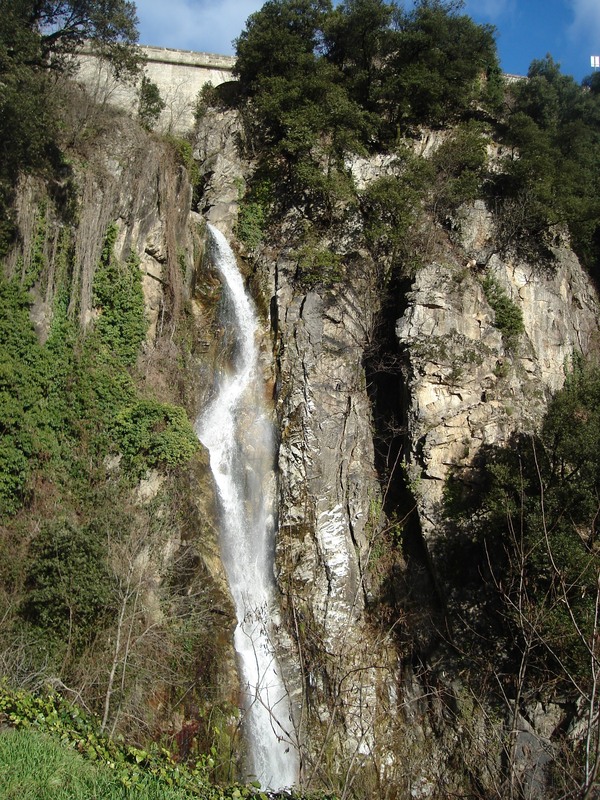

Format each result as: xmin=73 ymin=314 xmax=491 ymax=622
xmin=364 ymin=276 xmax=413 ymax=518
xmin=364 ymin=277 xmax=444 ymax=651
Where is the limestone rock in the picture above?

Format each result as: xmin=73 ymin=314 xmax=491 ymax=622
xmin=272 ymin=244 xmax=384 ymax=763
xmin=194 ymin=108 xmax=246 ymax=237
xmin=397 ymin=213 xmax=599 ymax=543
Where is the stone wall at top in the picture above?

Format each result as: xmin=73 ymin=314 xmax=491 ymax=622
xmin=75 ymin=45 xmax=236 ymax=133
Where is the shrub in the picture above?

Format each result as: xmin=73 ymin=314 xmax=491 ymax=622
xmin=0 ymin=277 xmax=63 ymax=514
xmin=21 ymin=519 xmax=115 ymax=657
xmin=194 ymin=81 xmax=220 ymax=122
xmin=112 ymin=399 xmax=199 ymax=474
xmin=235 ymin=175 xmax=275 ymax=250
xmin=93 ymin=226 xmax=147 ymax=366
xmin=295 ymin=243 xmax=344 ymax=288
xmin=481 ymin=273 xmax=524 ymax=348
xmin=442 ymin=358 xmax=600 ymax=692
xmin=138 ymin=76 xmax=166 ymax=131
xmin=429 ymin=122 xmax=488 ymax=217
xmin=164 ymin=135 xmax=201 ymax=190
xmin=361 ymin=153 xmax=432 ymax=277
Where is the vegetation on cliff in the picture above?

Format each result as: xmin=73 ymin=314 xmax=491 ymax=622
xmin=0 ymin=0 xmax=140 ymax=252
xmin=1 ymin=0 xmax=600 ymax=797
xmin=225 ymin=2 xmax=600 ymax=796
xmin=232 ymin=0 xmax=600 ymax=284
xmin=442 ymin=357 xmax=600 ymax=798
xmin=0 ymin=1 xmax=231 ymax=790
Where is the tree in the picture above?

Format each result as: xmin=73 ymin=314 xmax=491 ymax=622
xmin=428 ymin=120 xmax=489 ymax=217
xmin=442 ymin=358 xmax=600 ymax=797
xmin=0 ymin=2 xmax=59 ymax=185
xmin=137 ymin=75 xmax=165 ymax=130
xmin=361 ymin=152 xmax=432 ymax=274
xmin=234 ymin=0 xmax=331 ymax=91
xmin=0 ymin=0 xmax=140 ymax=252
xmin=383 ymin=0 xmax=500 ymax=127
xmin=235 ymin=0 xmax=372 ymax=215
xmin=9 ymin=0 xmax=140 ymax=73
xmin=231 ymin=0 xmax=502 ymax=216
xmin=496 ymin=55 xmax=600 ymax=273
xmin=323 ymin=0 xmax=394 ymax=110
xmin=21 ymin=519 xmax=116 ymax=661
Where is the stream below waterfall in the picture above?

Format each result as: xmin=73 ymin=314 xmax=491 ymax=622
xmin=195 ymin=224 xmax=298 ymax=790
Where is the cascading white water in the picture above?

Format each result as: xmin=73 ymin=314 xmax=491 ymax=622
xmin=196 ymin=224 xmax=298 ymax=790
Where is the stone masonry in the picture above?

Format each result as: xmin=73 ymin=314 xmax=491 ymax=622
xmin=75 ymin=44 xmax=236 ymax=133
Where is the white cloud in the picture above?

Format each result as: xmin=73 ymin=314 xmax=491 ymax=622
xmin=568 ymin=0 xmax=600 ymax=46
xmin=136 ymin=0 xmax=262 ymax=54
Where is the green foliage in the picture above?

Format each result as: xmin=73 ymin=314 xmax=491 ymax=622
xmin=0 ymin=6 xmax=60 ymax=245
xmin=235 ymin=0 xmax=332 ymax=91
xmin=0 ymin=277 xmax=64 ymax=514
xmin=230 ymin=0 xmax=499 ymax=215
xmin=21 ymin=519 xmax=115 ymax=656
xmin=113 ymin=399 xmax=199 ymax=473
xmin=0 ymin=221 xmax=197 ymax=519
xmin=164 ymin=136 xmax=201 ymax=195
xmin=480 ymin=273 xmax=524 ymax=348
xmin=443 ymin=357 xmax=600 ymax=692
xmin=247 ymin=56 xmax=369 ymax=214
xmin=495 ymin=56 xmax=600 ymax=272
xmin=0 ymin=0 xmax=140 ymax=249
xmin=236 ymin=176 xmax=275 ymax=250
xmin=194 ymin=82 xmax=219 ymax=122
xmin=361 ymin=151 xmax=432 ymax=276
xmin=138 ymin=75 xmax=166 ymax=131
xmin=93 ymin=225 xmax=147 ymax=366
xmin=0 ymin=727 xmax=194 ymax=800
xmin=0 ymin=687 xmax=337 ymax=799
xmin=237 ymin=200 xmax=267 ymax=250
xmin=70 ymin=335 xmax=136 ymax=461
xmin=14 ymin=0 xmax=140 ymax=72
xmin=294 ymin=243 xmax=344 ymax=287
xmin=429 ymin=121 xmax=488 ymax=216
xmin=382 ymin=0 xmax=500 ymax=130
xmin=235 ymin=0 xmax=500 ymax=130
xmin=0 ymin=687 xmax=224 ymax=798
xmin=323 ymin=0 xmax=395 ymax=112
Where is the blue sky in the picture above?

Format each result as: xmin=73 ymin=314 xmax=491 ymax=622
xmin=135 ymin=0 xmax=600 ymax=83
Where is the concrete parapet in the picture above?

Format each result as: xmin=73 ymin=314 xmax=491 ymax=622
xmin=137 ymin=45 xmax=236 ymax=70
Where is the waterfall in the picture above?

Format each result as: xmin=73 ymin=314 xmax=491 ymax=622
xmin=196 ymin=224 xmax=298 ymax=790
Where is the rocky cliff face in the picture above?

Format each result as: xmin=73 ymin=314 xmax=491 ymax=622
xmin=8 ymin=112 xmax=197 ymax=341
xmin=270 ymin=204 xmax=600 ymax=792
xmin=397 ymin=201 xmax=599 ymax=545
xmin=6 ymin=105 xmax=243 ymax=749
xmin=195 ymin=110 xmax=400 ymax=782
xmin=191 ymin=107 xmax=600 ymax=794
xmin=10 ymin=92 xmax=600 ymax=794
xmin=272 ymin=244 xmax=384 ymax=769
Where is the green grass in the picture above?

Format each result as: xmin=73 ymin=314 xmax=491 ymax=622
xmin=0 ymin=729 xmax=193 ymax=800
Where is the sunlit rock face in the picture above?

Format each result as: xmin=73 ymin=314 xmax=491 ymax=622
xmin=188 ymin=110 xmax=600 ymax=793
xmin=397 ymin=202 xmax=599 ymax=543
xmin=194 ymin=108 xmax=246 ymax=238
xmin=271 ymin=247 xmax=384 ymax=768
